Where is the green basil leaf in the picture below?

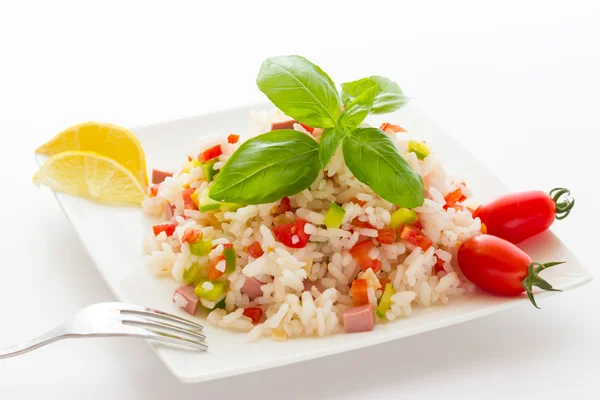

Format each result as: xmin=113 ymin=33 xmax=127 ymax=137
xmin=319 ymin=127 xmax=346 ymax=168
xmin=256 ymin=55 xmax=342 ymax=128
xmin=209 ymin=130 xmax=320 ymax=204
xmin=338 ymin=86 xmax=377 ymax=129
xmin=340 ymin=76 xmax=409 ymax=114
xmin=342 ymin=127 xmax=424 ymax=208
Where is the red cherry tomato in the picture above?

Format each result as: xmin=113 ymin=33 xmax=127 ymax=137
xmin=349 ymin=240 xmax=381 ymax=271
xmin=242 ymin=307 xmax=263 ymax=324
xmin=273 ymin=218 xmax=310 ymax=248
xmin=473 ymin=188 xmax=574 ymax=244
xmin=457 ymin=234 xmax=563 ymax=308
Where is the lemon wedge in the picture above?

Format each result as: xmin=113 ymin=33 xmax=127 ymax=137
xmin=33 ymin=151 xmax=145 ymax=206
xmin=35 ymin=122 xmax=148 ymax=187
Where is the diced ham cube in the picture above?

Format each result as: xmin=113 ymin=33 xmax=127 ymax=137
xmin=152 ymin=169 xmax=173 ymax=184
xmin=240 ymin=277 xmax=264 ymax=299
xmin=343 ymin=304 xmax=375 ymax=333
xmin=172 ymin=285 xmax=199 ymax=316
xmin=303 ymin=279 xmax=326 ymax=294
xmin=270 ymin=120 xmax=297 ymax=130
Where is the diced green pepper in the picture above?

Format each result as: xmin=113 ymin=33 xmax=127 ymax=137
xmin=376 ymin=283 xmax=395 ymax=319
xmin=194 ymin=279 xmax=227 ymax=301
xmin=324 ymin=202 xmax=346 ymax=229
xmin=201 ymin=159 xmax=217 ymax=182
xmin=390 ymin=208 xmax=418 ymax=229
xmin=212 ymin=297 xmax=226 ymax=310
xmin=189 ymin=239 xmax=213 ymax=256
xmin=221 ymin=202 xmax=243 ymax=212
xmin=198 ymin=187 xmax=221 ymax=212
xmin=223 ymin=247 xmax=236 ymax=273
xmin=408 ymin=140 xmax=431 ymax=160
xmin=183 ymin=263 xmax=203 ymax=285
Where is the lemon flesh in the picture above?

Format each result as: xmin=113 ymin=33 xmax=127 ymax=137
xmin=34 ymin=151 xmax=145 ymax=206
xmin=36 ymin=122 xmax=148 ymax=187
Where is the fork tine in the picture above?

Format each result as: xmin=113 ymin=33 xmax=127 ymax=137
xmin=120 ymin=315 xmax=206 ymax=341
xmin=113 ymin=303 xmax=204 ymax=331
xmin=122 ymin=325 xmax=208 ymax=351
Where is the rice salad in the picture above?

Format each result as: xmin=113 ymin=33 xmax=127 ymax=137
xmin=142 ymin=107 xmax=482 ymax=341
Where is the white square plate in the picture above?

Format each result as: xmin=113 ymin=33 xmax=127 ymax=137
xmin=36 ymin=102 xmax=592 ymax=383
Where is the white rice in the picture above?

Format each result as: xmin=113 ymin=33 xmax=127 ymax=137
xmin=142 ymin=108 xmax=483 ymax=341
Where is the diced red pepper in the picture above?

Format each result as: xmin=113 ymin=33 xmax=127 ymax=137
xmin=227 ymin=134 xmax=240 ymax=144
xmin=380 ymin=123 xmax=407 ymax=133
xmin=149 ymin=185 xmax=159 ymax=197
xmin=153 ymin=223 xmax=177 ymax=237
xmin=349 ymin=240 xmax=381 ymax=271
xmin=247 ymin=241 xmax=264 ymax=258
xmin=187 ymin=155 xmax=193 ymax=162
xmin=350 ymin=279 xmax=369 ymax=306
xmin=444 ymin=188 xmax=463 ymax=209
xmin=181 ymin=229 xmax=202 ymax=244
xmin=223 ymin=243 xmax=233 ymax=249
xmin=351 ymin=218 xmax=375 ymax=230
xmin=376 ymin=228 xmax=396 ymax=244
xmin=434 ymin=256 xmax=445 ymax=274
xmin=181 ymin=188 xmax=198 ymax=210
xmin=378 ymin=277 xmax=391 ymax=290
xmin=413 ymin=220 xmax=424 ymax=230
xmin=349 ymin=197 xmax=367 ymax=206
xmin=459 ymin=194 xmax=468 ymax=202
xmin=273 ymin=218 xmax=310 ymax=248
xmin=199 ymin=144 xmax=223 ymax=162
xmin=280 ymin=196 xmax=291 ymax=212
xmin=207 ymin=255 xmax=225 ymax=281
xmin=397 ymin=225 xmax=433 ymax=251
xmin=299 ymin=123 xmax=314 ymax=134
xmin=242 ymin=307 xmax=263 ymax=324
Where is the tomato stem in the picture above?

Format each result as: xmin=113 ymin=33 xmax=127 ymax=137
xmin=549 ymin=188 xmax=575 ymax=220
xmin=522 ymin=261 xmax=564 ymax=309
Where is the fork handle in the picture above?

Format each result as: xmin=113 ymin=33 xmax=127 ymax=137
xmin=0 ymin=328 xmax=63 ymax=359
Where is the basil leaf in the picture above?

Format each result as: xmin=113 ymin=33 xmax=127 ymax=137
xmin=342 ymin=127 xmax=424 ymax=208
xmin=338 ymin=86 xmax=377 ymax=129
xmin=256 ymin=55 xmax=342 ymax=128
xmin=209 ymin=130 xmax=320 ymax=204
xmin=319 ymin=127 xmax=346 ymax=168
xmin=341 ymin=76 xmax=409 ymax=114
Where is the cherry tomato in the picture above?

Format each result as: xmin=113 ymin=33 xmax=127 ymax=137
xmin=153 ymin=223 xmax=177 ymax=237
xmin=433 ymin=256 xmax=445 ymax=274
xmin=273 ymin=218 xmax=310 ymax=248
xmin=199 ymin=144 xmax=223 ymax=162
xmin=376 ymin=228 xmax=396 ymax=244
xmin=242 ymin=307 xmax=263 ymax=324
xmin=351 ymin=218 xmax=375 ymax=229
xmin=457 ymin=234 xmax=563 ymax=308
xmin=350 ymin=279 xmax=369 ymax=306
xmin=473 ymin=188 xmax=574 ymax=244
xmin=247 ymin=241 xmax=264 ymax=258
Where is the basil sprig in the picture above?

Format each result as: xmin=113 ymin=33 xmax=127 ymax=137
xmin=209 ymin=55 xmax=424 ymax=207
xmin=209 ymin=130 xmax=319 ymax=204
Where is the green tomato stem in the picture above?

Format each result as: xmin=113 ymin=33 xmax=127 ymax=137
xmin=521 ymin=261 xmax=564 ymax=309
xmin=549 ymin=187 xmax=575 ymax=220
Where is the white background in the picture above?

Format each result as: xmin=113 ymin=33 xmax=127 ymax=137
xmin=0 ymin=0 xmax=599 ymax=398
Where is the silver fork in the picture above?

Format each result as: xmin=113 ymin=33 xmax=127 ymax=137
xmin=0 ymin=302 xmax=207 ymax=359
